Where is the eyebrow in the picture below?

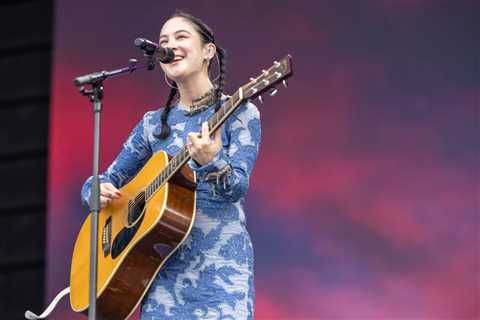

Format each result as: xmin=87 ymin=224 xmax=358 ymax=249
xmin=159 ymin=29 xmax=192 ymax=40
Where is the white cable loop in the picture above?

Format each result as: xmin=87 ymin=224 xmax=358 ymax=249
xmin=25 ymin=287 xmax=70 ymax=319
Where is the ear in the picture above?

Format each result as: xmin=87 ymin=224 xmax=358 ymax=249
xmin=204 ymin=43 xmax=216 ymax=61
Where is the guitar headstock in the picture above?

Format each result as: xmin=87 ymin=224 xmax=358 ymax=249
xmin=240 ymin=55 xmax=293 ymax=103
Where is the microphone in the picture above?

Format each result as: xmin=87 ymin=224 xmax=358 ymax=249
xmin=134 ymin=38 xmax=175 ymax=63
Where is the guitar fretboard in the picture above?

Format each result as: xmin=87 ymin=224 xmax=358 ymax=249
xmin=144 ymin=89 xmax=243 ymax=200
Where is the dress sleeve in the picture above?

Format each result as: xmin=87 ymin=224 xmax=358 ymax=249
xmin=188 ymin=102 xmax=261 ymax=202
xmin=80 ymin=113 xmax=153 ymax=207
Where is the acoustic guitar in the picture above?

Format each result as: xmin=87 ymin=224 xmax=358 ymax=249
xmin=69 ymin=55 xmax=293 ymax=319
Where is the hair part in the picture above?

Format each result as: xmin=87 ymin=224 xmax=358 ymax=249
xmin=155 ymin=11 xmax=226 ymax=140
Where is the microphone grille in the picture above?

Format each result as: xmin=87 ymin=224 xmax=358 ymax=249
xmin=134 ymin=38 xmax=144 ymax=47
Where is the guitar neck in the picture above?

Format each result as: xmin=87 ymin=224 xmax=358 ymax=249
xmin=144 ymin=54 xmax=293 ymax=200
xmin=145 ymin=89 xmax=245 ymax=200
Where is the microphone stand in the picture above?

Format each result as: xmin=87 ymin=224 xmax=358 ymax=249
xmin=74 ymin=56 xmax=155 ymax=320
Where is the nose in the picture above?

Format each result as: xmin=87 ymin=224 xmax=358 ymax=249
xmin=162 ymin=37 xmax=179 ymax=50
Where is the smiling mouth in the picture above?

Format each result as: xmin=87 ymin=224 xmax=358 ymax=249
xmin=172 ymin=56 xmax=184 ymax=62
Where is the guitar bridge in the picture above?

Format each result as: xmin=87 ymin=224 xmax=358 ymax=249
xmin=102 ymin=216 xmax=112 ymax=257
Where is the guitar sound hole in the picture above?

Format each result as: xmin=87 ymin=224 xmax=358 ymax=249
xmin=111 ymin=212 xmax=145 ymax=259
xmin=110 ymin=192 xmax=146 ymax=259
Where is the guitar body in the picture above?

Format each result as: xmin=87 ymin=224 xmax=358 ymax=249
xmin=70 ymin=150 xmax=196 ymax=320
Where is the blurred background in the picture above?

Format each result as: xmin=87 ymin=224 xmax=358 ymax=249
xmin=0 ymin=0 xmax=478 ymax=319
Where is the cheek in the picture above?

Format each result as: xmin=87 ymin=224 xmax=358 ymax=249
xmin=189 ymin=52 xmax=207 ymax=69
xmin=182 ymin=44 xmax=205 ymax=65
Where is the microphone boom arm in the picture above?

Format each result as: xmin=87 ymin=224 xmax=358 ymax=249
xmin=73 ymin=58 xmax=154 ymax=87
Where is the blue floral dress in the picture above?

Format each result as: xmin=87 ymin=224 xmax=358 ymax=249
xmin=81 ymin=100 xmax=261 ymax=320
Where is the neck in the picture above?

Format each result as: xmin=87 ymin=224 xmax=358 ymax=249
xmin=176 ymin=72 xmax=214 ymax=108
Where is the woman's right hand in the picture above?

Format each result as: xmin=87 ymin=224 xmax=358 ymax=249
xmin=100 ymin=182 xmax=122 ymax=208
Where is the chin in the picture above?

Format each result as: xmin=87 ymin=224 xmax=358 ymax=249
xmin=165 ymin=66 xmax=189 ymax=82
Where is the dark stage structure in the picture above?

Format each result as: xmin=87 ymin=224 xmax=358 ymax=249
xmin=0 ymin=1 xmax=52 ymax=318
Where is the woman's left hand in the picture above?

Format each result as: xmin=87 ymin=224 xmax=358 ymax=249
xmin=187 ymin=121 xmax=222 ymax=166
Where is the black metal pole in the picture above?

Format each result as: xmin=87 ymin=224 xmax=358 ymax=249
xmin=88 ymin=83 xmax=103 ymax=320
xmin=74 ymin=55 xmax=156 ymax=320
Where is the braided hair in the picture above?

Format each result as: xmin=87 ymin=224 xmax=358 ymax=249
xmin=156 ymin=11 xmax=226 ymax=140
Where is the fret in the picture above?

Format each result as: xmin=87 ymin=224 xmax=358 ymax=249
xmin=160 ymin=171 xmax=165 ymax=184
xmin=165 ymin=166 xmax=170 ymax=178
xmin=219 ymin=104 xmax=226 ymax=118
xmin=166 ymin=164 xmax=171 ymax=177
xmin=230 ymin=92 xmax=239 ymax=106
xmin=172 ymin=157 xmax=178 ymax=170
xmin=224 ymin=100 xmax=234 ymax=118
xmin=222 ymin=100 xmax=231 ymax=116
xmin=207 ymin=117 xmax=214 ymax=131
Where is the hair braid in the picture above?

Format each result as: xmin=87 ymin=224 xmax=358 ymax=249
xmin=155 ymin=85 xmax=178 ymax=139
xmin=214 ymin=47 xmax=226 ymax=112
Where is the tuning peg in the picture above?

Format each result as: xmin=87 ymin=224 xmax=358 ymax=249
xmin=258 ymin=95 xmax=263 ymax=104
xmin=282 ymin=80 xmax=288 ymax=88
xmin=269 ymin=88 xmax=278 ymax=96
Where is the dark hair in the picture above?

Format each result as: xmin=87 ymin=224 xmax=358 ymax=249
xmin=156 ymin=11 xmax=226 ymax=139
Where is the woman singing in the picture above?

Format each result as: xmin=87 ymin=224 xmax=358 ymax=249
xmin=81 ymin=11 xmax=261 ymax=320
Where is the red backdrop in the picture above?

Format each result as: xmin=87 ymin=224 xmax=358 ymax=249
xmin=47 ymin=0 xmax=479 ymax=318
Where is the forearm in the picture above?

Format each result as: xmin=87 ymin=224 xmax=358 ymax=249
xmin=188 ymin=148 xmax=250 ymax=202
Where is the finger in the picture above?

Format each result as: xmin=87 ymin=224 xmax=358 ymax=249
xmin=103 ymin=182 xmax=114 ymax=189
xmin=103 ymin=183 xmax=122 ymax=197
xmin=214 ymin=127 xmax=221 ymax=143
xmin=188 ymin=132 xmax=201 ymax=146
xmin=100 ymin=196 xmax=111 ymax=208
xmin=101 ymin=189 xmax=120 ymax=199
xmin=103 ymin=183 xmax=119 ymax=193
xmin=201 ymin=122 xmax=210 ymax=141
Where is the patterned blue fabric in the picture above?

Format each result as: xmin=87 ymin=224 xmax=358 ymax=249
xmin=81 ymin=100 xmax=261 ymax=319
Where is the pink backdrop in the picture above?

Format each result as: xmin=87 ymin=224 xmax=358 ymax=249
xmin=47 ymin=0 xmax=479 ymax=319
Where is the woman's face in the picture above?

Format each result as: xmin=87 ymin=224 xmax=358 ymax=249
xmin=159 ymin=17 xmax=212 ymax=83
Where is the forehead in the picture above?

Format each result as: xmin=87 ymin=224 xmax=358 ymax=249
xmin=160 ymin=17 xmax=196 ymax=37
